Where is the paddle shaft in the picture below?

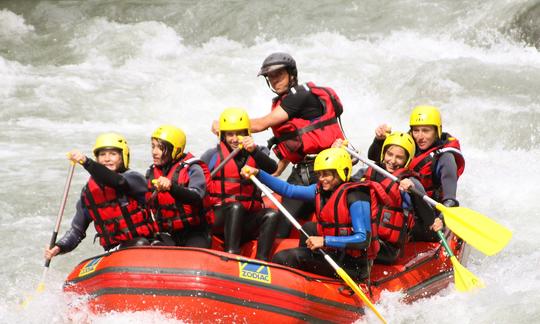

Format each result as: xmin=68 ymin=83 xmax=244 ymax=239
xmin=45 ymin=162 xmax=76 ymax=268
xmin=436 ymin=230 xmax=456 ymax=258
xmin=210 ymin=147 xmax=242 ymax=178
xmin=249 ymin=174 xmax=387 ymax=324
xmin=343 ymin=146 xmax=442 ymax=207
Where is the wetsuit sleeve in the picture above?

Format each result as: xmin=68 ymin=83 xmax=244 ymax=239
xmin=408 ymin=178 xmax=436 ymax=227
xmin=324 ymin=193 xmax=371 ymax=249
xmin=350 ymin=167 xmax=367 ymax=182
xmin=257 ymin=170 xmax=316 ymax=201
xmin=250 ymin=146 xmax=277 ymax=174
xmin=82 ymin=158 xmax=130 ymax=191
xmin=200 ymin=148 xmax=218 ymax=169
xmin=436 ymin=152 xmax=458 ymax=201
xmin=169 ymin=163 xmax=206 ymax=204
xmin=55 ymin=199 xmax=91 ymax=254
xmin=122 ymin=169 xmax=149 ymax=205
xmin=367 ymin=138 xmax=384 ymax=161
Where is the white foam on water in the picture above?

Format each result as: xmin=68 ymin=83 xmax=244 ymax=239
xmin=1 ymin=1 xmax=539 ymax=322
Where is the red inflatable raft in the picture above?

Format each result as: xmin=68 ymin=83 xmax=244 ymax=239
xmin=63 ymin=231 xmax=467 ymax=323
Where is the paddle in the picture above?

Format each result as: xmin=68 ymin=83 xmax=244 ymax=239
xmin=210 ymin=136 xmax=243 ymax=178
xmin=247 ymin=173 xmax=387 ymax=324
xmin=21 ymin=161 xmax=76 ymax=308
xmin=437 ymin=230 xmax=484 ymax=292
xmin=342 ymin=146 xmax=512 ymax=256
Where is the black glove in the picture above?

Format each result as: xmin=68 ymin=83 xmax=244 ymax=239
xmin=442 ymin=198 xmax=459 ymax=207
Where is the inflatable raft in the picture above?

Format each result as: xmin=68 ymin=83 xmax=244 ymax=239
xmin=63 ymin=232 xmax=467 ymax=323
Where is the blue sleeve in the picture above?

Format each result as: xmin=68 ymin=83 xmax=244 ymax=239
xmin=401 ymin=191 xmax=412 ymax=210
xmin=257 ymin=170 xmax=316 ymax=201
xmin=200 ymin=149 xmax=218 ymax=170
xmin=324 ymin=200 xmax=371 ymax=248
xmin=324 ymin=200 xmax=370 ymax=248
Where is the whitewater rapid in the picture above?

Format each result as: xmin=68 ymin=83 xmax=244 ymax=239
xmin=1 ymin=1 xmax=539 ymax=323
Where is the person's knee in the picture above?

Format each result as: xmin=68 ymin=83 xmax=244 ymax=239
xmin=271 ymin=250 xmax=289 ymax=265
xmin=227 ymin=202 xmax=244 ymax=214
xmin=262 ymin=209 xmax=280 ymax=223
xmin=271 ymin=248 xmax=301 ymax=267
xmin=120 ymin=236 xmax=150 ymax=249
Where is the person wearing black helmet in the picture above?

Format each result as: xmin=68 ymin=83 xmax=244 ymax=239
xmin=211 ymin=52 xmax=346 ymax=238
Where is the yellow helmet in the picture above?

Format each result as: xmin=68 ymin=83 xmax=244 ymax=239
xmin=381 ymin=132 xmax=416 ymax=168
xmin=314 ymin=148 xmax=352 ymax=182
xmin=151 ymin=125 xmax=186 ymax=160
xmin=219 ymin=107 xmax=251 ymax=137
xmin=409 ymin=105 xmax=442 ymax=138
xmin=93 ymin=133 xmax=130 ymax=169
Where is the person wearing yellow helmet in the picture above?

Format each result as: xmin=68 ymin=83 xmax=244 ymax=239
xmin=345 ymin=132 xmax=443 ymax=263
xmin=44 ymin=133 xmax=155 ymax=261
xmin=407 ymin=105 xmax=465 ymax=208
xmin=201 ymin=108 xmax=279 ymax=261
xmin=367 ymin=106 xmax=465 ymax=209
xmin=210 ymin=53 xmax=347 ymax=239
xmin=241 ymin=148 xmax=381 ymax=280
xmin=146 ymin=125 xmax=211 ymax=248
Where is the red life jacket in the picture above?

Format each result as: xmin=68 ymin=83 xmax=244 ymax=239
xmin=146 ymin=153 xmax=210 ymax=233
xmin=204 ymin=142 xmax=263 ymax=225
xmin=363 ymin=167 xmax=414 ymax=245
xmin=315 ymin=181 xmax=391 ymax=259
xmin=408 ymin=133 xmax=465 ymax=199
xmin=82 ymin=177 xmax=154 ymax=249
xmin=269 ymin=82 xmax=345 ymax=163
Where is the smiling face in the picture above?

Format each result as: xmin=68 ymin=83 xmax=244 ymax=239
xmin=316 ymin=169 xmax=342 ymax=191
xmin=223 ymin=130 xmax=248 ymax=150
xmin=382 ymin=145 xmax=407 ymax=173
xmin=266 ymin=68 xmax=290 ymax=95
xmin=96 ymin=148 xmax=123 ymax=172
xmin=411 ymin=125 xmax=437 ymax=151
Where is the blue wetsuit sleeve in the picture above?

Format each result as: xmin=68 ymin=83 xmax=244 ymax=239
xmin=401 ymin=191 xmax=412 ymax=210
xmin=200 ymin=148 xmax=218 ymax=170
xmin=257 ymin=170 xmax=316 ymax=201
xmin=324 ymin=200 xmax=370 ymax=248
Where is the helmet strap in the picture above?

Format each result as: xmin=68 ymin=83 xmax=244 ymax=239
xmin=287 ymin=69 xmax=298 ymax=88
xmin=265 ymin=76 xmax=279 ymax=95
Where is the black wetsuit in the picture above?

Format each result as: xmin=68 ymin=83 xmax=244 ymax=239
xmin=201 ymin=144 xmax=279 ymax=261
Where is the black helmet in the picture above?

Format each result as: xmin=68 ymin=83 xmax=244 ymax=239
xmin=257 ymin=52 xmax=297 ymax=78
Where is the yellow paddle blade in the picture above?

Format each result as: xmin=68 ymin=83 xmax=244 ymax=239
xmin=19 ymin=281 xmax=45 ymax=309
xmin=19 ymin=295 xmax=32 ymax=309
xmin=437 ymin=204 xmax=512 ymax=256
xmin=449 ymin=256 xmax=485 ymax=292
xmin=36 ymin=281 xmax=46 ymax=293
xmin=336 ymin=268 xmax=387 ymax=324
